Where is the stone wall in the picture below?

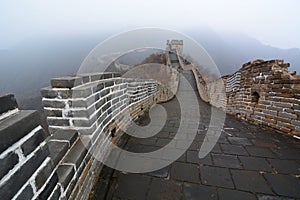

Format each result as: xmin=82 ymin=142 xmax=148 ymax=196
xmin=181 ymin=63 xmax=210 ymax=103
xmin=186 ymin=58 xmax=300 ymax=136
xmin=225 ymin=59 xmax=300 ymax=136
xmin=207 ymin=77 xmax=227 ymax=110
xmin=0 ymin=70 xmax=177 ymax=200
xmin=40 ymin=72 xmax=176 ymax=199
xmin=0 ymin=94 xmax=51 ymax=200
xmin=166 ymin=40 xmax=183 ymax=56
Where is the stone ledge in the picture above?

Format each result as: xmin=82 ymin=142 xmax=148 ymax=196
xmin=51 ymin=76 xmax=83 ymax=89
xmin=0 ymin=151 xmax=18 ymax=180
xmin=48 ymin=185 xmax=61 ymax=200
xmin=61 ymin=139 xmax=88 ymax=169
xmin=21 ymin=128 xmax=49 ymax=156
xmin=0 ymin=94 xmax=18 ymax=115
xmin=34 ymin=159 xmax=56 ymax=190
xmin=47 ymin=140 xmax=69 ymax=166
xmin=50 ymin=73 xmax=121 ymax=89
xmin=56 ymin=164 xmax=75 ymax=190
xmin=14 ymin=184 xmax=34 ymax=200
xmin=38 ymin=172 xmax=59 ymax=200
xmin=0 ymin=145 xmax=49 ymax=200
xmin=50 ymin=129 xmax=78 ymax=146
xmin=0 ymin=110 xmax=41 ymax=154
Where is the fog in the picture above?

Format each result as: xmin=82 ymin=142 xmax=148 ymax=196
xmin=1 ymin=0 xmax=300 ymax=49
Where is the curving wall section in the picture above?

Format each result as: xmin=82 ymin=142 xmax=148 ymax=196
xmin=40 ymin=72 xmax=175 ymax=199
xmin=0 ymin=70 xmax=178 ymax=200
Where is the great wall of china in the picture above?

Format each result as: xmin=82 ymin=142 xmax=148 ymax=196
xmin=0 ymin=40 xmax=299 ymax=199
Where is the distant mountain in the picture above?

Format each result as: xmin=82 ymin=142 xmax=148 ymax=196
xmin=118 ymin=49 xmax=164 ymax=66
xmin=0 ymin=28 xmax=299 ymax=110
xmin=0 ymin=35 xmax=105 ymax=109
xmin=185 ymin=27 xmax=300 ymax=74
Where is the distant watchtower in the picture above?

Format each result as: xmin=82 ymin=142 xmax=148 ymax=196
xmin=166 ymin=40 xmax=183 ymax=56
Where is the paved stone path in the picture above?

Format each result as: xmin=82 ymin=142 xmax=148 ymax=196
xmin=91 ymin=71 xmax=300 ymax=200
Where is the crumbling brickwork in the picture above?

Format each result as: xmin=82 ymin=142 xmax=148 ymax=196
xmin=225 ymin=59 xmax=300 ymax=136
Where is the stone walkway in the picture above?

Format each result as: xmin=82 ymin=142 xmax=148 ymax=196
xmin=91 ymin=72 xmax=300 ymax=200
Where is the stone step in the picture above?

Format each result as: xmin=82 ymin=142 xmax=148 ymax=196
xmin=0 ymin=94 xmax=18 ymax=116
xmin=0 ymin=110 xmax=41 ymax=154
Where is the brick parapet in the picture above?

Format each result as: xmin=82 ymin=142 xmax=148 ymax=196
xmin=39 ymin=71 xmax=177 ymax=199
xmin=225 ymin=59 xmax=300 ymax=136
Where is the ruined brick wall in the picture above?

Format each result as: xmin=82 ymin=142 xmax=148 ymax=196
xmin=225 ymin=59 xmax=300 ymax=136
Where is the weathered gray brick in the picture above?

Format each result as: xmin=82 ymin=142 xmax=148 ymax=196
xmin=62 ymin=139 xmax=88 ymax=168
xmin=69 ymin=95 xmax=96 ymax=108
xmin=41 ymin=87 xmax=58 ymax=99
xmin=263 ymin=109 xmax=277 ymax=116
xmin=56 ymin=164 xmax=75 ymax=189
xmin=292 ymin=104 xmax=300 ymax=110
xmin=105 ymin=80 xmax=114 ymax=88
xmin=47 ymin=118 xmax=70 ymax=126
xmin=0 ymin=151 xmax=19 ymax=180
xmin=259 ymin=100 xmax=271 ymax=105
xmin=47 ymin=140 xmax=69 ymax=166
xmin=56 ymin=90 xmax=73 ymax=99
xmin=43 ymin=100 xmax=66 ymax=109
xmin=35 ymin=159 xmax=55 ymax=190
xmin=51 ymin=76 xmax=83 ymax=89
xmin=105 ymin=95 xmax=112 ymax=102
xmin=291 ymin=120 xmax=300 ymax=126
xmin=65 ymin=106 xmax=96 ymax=118
xmin=77 ymin=123 xmax=97 ymax=135
xmin=113 ymin=73 xmax=121 ymax=78
xmin=268 ymin=106 xmax=283 ymax=112
xmin=72 ymin=87 xmax=93 ymax=98
xmin=278 ymin=112 xmax=297 ymax=120
xmin=0 ymin=145 xmax=49 ymax=200
xmin=273 ymin=102 xmax=293 ymax=108
xmin=44 ymin=109 xmax=62 ymax=117
xmin=48 ymin=185 xmax=61 ymax=200
xmin=51 ymin=129 xmax=78 ymax=146
xmin=92 ymin=83 xmax=104 ymax=93
xmin=21 ymin=128 xmax=49 ymax=156
xmin=0 ymin=94 xmax=18 ymax=115
xmin=0 ymin=110 xmax=41 ymax=154
xmin=95 ymin=98 xmax=105 ymax=110
xmin=102 ymin=73 xmax=114 ymax=79
xmin=72 ymin=115 xmax=97 ymax=127
xmin=15 ymin=184 xmax=34 ymax=200
xmin=38 ymin=172 xmax=59 ymax=200
xmin=101 ymin=102 xmax=111 ymax=113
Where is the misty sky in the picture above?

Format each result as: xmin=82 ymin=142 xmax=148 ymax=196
xmin=0 ymin=0 xmax=299 ymax=49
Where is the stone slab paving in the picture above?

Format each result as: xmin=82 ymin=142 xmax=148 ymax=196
xmin=91 ymin=72 xmax=300 ymax=200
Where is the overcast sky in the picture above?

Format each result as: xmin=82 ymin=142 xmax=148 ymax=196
xmin=0 ymin=0 xmax=299 ymax=49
